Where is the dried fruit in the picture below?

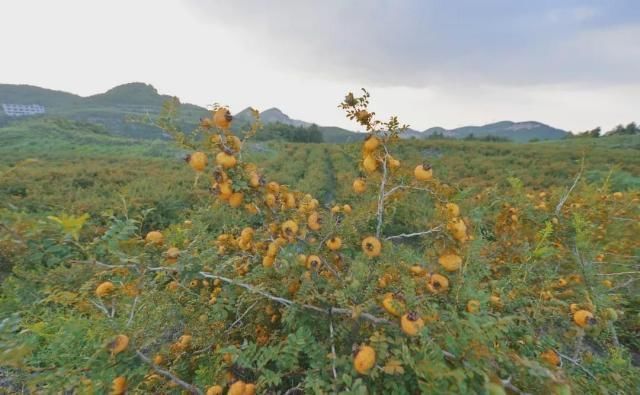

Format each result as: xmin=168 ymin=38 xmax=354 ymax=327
xmin=361 ymin=236 xmax=382 ymax=258
xmin=414 ymin=164 xmax=433 ymax=181
xmin=400 ymin=311 xmax=425 ymax=336
xmin=353 ymin=345 xmax=376 ymax=374
xmin=96 ymin=281 xmax=115 ymax=298
xmin=108 ymin=334 xmax=129 ymax=357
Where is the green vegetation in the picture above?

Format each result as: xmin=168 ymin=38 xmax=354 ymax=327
xmin=0 ymin=97 xmax=639 ymax=394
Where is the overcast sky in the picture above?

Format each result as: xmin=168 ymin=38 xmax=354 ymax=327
xmin=1 ymin=0 xmax=638 ymax=132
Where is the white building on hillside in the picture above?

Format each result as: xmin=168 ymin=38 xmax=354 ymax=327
xmin=2 ymin=104 xmax=46 ymax=117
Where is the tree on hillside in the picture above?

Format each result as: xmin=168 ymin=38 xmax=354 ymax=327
xmin=606 ymin=122 xmax=638 ymax=136
xmin=574 ymin=127 xmax=601 ymax=138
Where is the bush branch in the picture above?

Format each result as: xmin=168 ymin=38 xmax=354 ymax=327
xmin=136 ymin=350 xmax=203 ymax=394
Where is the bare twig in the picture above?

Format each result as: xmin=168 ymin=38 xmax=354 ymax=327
xmin=329 ymin=312 xmax=338 ymax=385
xmin=375 ymin=150 xmax=389 ymax=239
xmin=500 ymin=376 xmax=530 ymax=395
xmin=126 ymin=296 xmax=139 ymax=327
xmin=595 ymin=271 xmax=640 ymax=276
xmin=90 ymin=299 xmax=110 ymax=317
xmin=555 ymin=350 xmax=596 ymax=380
xmin=385 ymin=226 xmax=442 ymax=241
xmin=136 ymin=350 xmax=203 ymax=394
xmin=70 ymin=259 xmax=138 ymax=270
xmin=225 ymin=301 xmax=259 ymax=333
xmin=555 ymin=158 xmax=584 ymax=216
xmin=198 ymin=272 xmax=390 ymax=325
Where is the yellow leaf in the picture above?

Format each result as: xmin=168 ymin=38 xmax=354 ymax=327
xmin=48 ymin=213 xmax=90 ymax=241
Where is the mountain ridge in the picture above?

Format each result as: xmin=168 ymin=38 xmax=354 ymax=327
xmin=1 ymin=82 xmax=568 ymax=142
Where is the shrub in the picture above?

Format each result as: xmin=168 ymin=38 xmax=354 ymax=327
xmin=0 ymin=90 xmax=638 ymax=394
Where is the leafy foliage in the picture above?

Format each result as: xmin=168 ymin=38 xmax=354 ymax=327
xmin=0 ymin=92 xmax=639 ymax=394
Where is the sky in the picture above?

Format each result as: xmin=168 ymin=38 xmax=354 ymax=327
xmin=1 ymin=0 xmax=639 ymax=132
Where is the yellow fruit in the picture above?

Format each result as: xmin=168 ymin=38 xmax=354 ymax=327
xmin=262 ymin=255 xmax=275 ymax=268
xmin=284 ymin=193 xmax=296 ymax=209
xmin=281 ymin=220 xmax=299 ymax=238
xmin=387 ymin=155 xmax=401 ymax=169
xmin=267 ymin=181 xmax=280 ymax=193
xmin=331 ymin=205 xmax=341 ymax=214
xmin=228 ymin=192 xmax=244 ymax=208
xmin=166 ymin=247 xmax=180 ymax=260
xmin=447 ymin=218 xmax=468 ymax=241
xmin=342 ymin=204 xmax=352 ymax=213
xmin=218 ymin=181 xmax=233 ymax=200
xmin=96 ymin=281 xmax=115 ymax=298
xmin=612 ymin=191 xmax=623 ymax=199
xmin=353 ymin=345 xmax=376 ymax=374
xmin=110 ymin=376 xmax=127 ymax=395
xmin=490 ymin=295 xmax=503 ymax=309
xmin=409 ymin=265 xmax=426 ymax=276
xmin=445 ymin=202 xmax=460 ymax=217
xmin=414 ymin=164 xmax=433 ymax=181
xmin=363 ymin=134 xmax=380 ymax=152
xmin=216 ymin=151 xmax=237 ymax=168
xmin=244 ymin=383 xmax=256 ymax=395
xmin=188 ymin=151 xmax=208 ymax=172
xmin=153 ymin=354 xmax=165 ymax=365
xmin=326 ymin=236 xmax=342 ymax=251
xmin=240 ymin=227 xmax=254 ymax=241
xmin=466 ymin=300 xmax=480 ymax=313
xmin=108 ymin=334 xmax=129 ymax=357
xmin=361 ymin=236 xmax=382 ymax=258
xmin=401 ymin=311 xmax=425 ymax=336
xmin=363 ymin=155 xmax=378 ymax=173
xmin=249 ymin=172 xmax=261 ymax=188
xmin=307 ymin=212 xmax=322 ymax=231
xmin=245 ymin=203 xmax=259 ymax=214
xmin=228 ymin=380 xmax=246 ymax=395
xmin=265 ymin=193 xmax=277 ymax=208
xmin=382 ymin=293 xmax=405 ymax=317
xmin=179 ymin=334 xmax=192 ymax=347
xmin=206 ymin=385 xmax=224 ymax=395
xmin=213 ymin=107 xmax=232 ymax=129
xmin=353 ymin=178 xmax=367 ymax=194
xmin=427 ymin=273 xmax=449 ymax=294
xmin=145 ymin=230 xmax=164 ymax=246
xmin=541 ymin=349 xmax=561 ymax=366
xmin=355 ymin=110 xmax=371 ymax=124
xmin=306 ymin=255 xmax=322 ymax=270
xmin=438 ymin=253 xmax=462 ymax=272
xmin=573 ymin=310 xmax=595 ymax=328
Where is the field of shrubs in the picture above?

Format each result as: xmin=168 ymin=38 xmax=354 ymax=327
xmin=0 ymin=92 xmax=639 ymax=394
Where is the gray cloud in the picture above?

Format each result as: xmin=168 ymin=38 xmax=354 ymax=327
xmin=187 ymin=0 xmax=640 ymax=87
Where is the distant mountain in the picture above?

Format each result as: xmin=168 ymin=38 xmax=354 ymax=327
xmin=233 ymin=107 xmax=360 ymax=143
xmin=260 ymin=108 xmax=310 ymax=127
xmin=0 ymin=82 xmax=208 ymax=139
xmin=0 ymin=82 xmax=567 ymax=143
xmin=416 ymin=121 xmax=568 ymax=142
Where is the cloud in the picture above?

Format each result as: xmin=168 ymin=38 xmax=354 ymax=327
xmin=186 ymin=0 xmax=640 ymax=87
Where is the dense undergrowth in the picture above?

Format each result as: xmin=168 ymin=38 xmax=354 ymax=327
xmin=0 ymin=94 xmax=639 ymax=394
